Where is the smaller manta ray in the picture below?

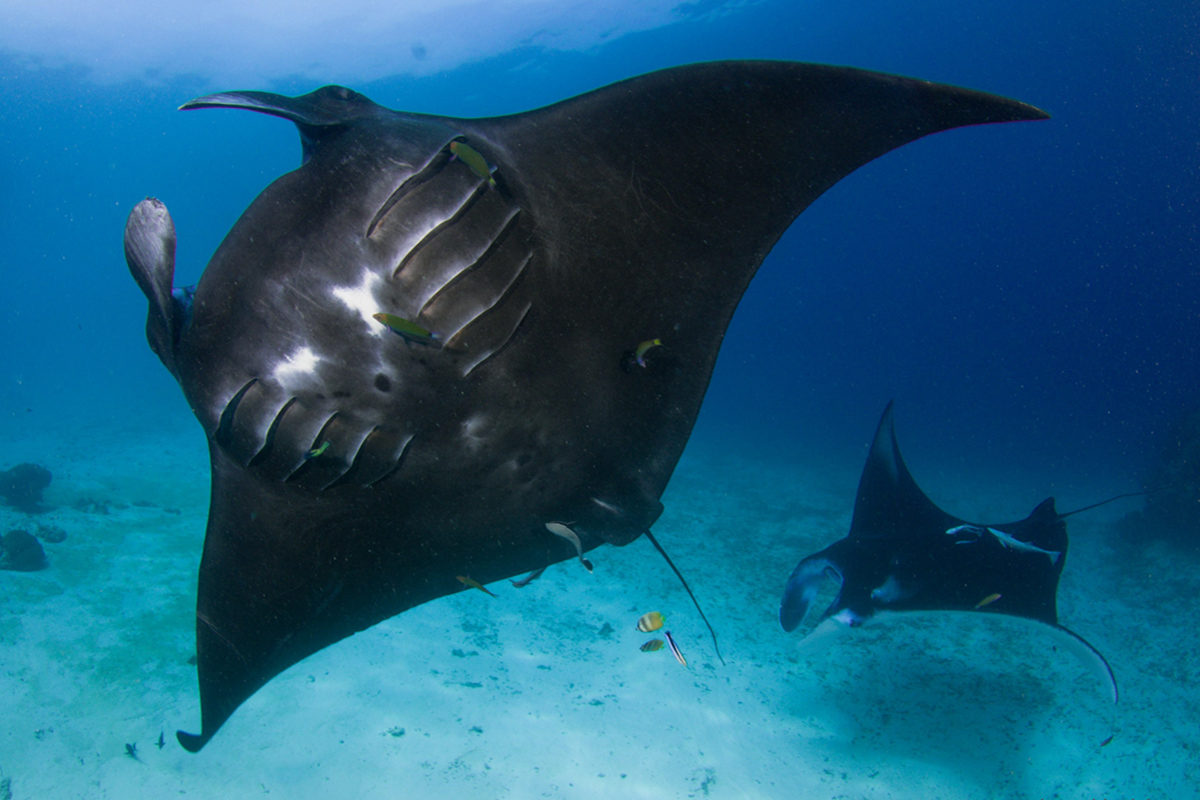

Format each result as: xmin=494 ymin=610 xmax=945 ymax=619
xmin=780 ymin=402 xmax=1120 ymax=707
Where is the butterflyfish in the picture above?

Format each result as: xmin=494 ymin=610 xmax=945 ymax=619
xmin=304 ymin=441 xmax=331 ymax=460
xmin=449 ymin=141 xmax=497 ymax=187
xmin=975 ymin=592 xmax=1002 ymax=609
xmin=640 ymin=639 xmax=665 ymax=652
xmin=456 ymin=575 xmax=498 ymax=598
xmin=634 ymin=338 xmax=662 ymax=367
xmin=664 ymin=630 xmax=687 ymax=667
xmin=373 ymin=312 xmax=440 ymax=345
xmin=545 ymin=521 xmax=594 ymax=572
xmin=636 ymin=611 xmax=664 ymax=633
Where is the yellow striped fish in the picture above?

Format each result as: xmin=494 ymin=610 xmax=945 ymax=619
xmin=636 ymin=611 xmax=664 ymax=633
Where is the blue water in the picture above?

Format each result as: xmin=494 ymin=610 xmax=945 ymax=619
xmin=1 ymin=0 xmax=1198 ymax=796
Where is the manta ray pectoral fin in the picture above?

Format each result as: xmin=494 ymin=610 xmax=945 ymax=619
xmin=124 ymin=198 xmax=182 ymax=378
xmin=780 ymin=556 xmax=839 ymax=632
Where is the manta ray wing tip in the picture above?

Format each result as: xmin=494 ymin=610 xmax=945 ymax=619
xmin=176 ymin=729 xmax=210 ymax=753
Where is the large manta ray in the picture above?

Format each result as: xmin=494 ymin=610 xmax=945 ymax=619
xmin=780 ymin=402 xmax=1119 ymax=706
xmin=123 ymin=61 xmax=1047 ymax=751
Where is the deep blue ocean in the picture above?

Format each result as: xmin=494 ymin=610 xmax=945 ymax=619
xmin=1 ymin=1 xmax=1197 ymax=796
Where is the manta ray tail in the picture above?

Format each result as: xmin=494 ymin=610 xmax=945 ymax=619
xmin=644 ymin=530 xmax=725 ymax=666
xmin=1057 ymin=489 xmax=1160 ymax=520
xmin=1042 ymin=621 xmax=1119 ymax=705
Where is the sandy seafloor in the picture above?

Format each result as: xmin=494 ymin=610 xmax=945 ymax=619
xmin=1 ymin=407 xmax=1197 ymax=800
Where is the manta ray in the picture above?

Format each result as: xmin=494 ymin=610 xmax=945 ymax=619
xmin=123 ymin=61 xmax=1047 ymax=751
xmin=780 ymin=402 xmax=1120 ymax=707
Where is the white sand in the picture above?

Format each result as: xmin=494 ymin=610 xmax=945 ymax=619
xmin=1 ymin=409 xmax=1196 ymax=798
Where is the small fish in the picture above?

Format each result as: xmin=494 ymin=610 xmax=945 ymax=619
xmin=664 ymin=630 xmax=687 ymax=667
xmin=449 ymin=141 xmax=497 ymax=187
xmin=975 ymin=592 xmax=1002 ymax=609
xmin=545 ymin=522 xmax=594 ymax=573
xmin=634 ymin=338 xmax=662 ymax=367
xmin=373 ymin=312 xmax=440 ymax=345
xmin=636 ymin=611 xmax=664 ymax=633
xmin=456 ymin=575 xmax=498 ymax=598
xmin=156 ymin=731 xmax=165 ymax=750
xmin=1100 ymin=734 xmax=1114 ymax=747
xmin=124 ymin=742 xmax=139 ymax=760
xmin=509 ymin=566 xmax=546 ymax=588
xmin=304 ymin=441 xmax=331 ymax=460
xmin=640 ymin=638 xmax=665 ymax=652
